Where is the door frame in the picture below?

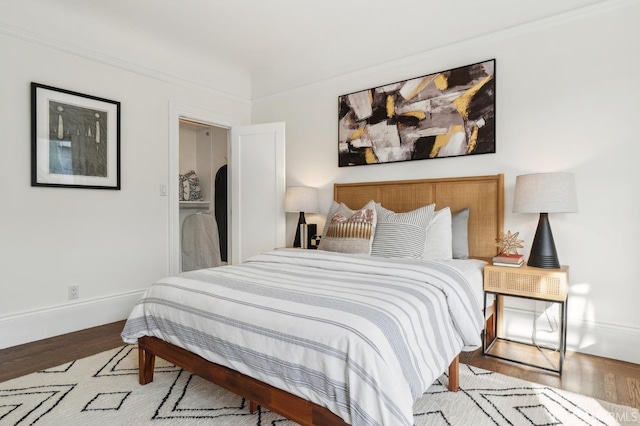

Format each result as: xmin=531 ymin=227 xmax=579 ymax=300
xmin=168 ymin=102 xmax=241 ymax=275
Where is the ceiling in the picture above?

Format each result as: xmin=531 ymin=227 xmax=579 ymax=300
xmin=1 ymin=0 xmax=606 ymax=98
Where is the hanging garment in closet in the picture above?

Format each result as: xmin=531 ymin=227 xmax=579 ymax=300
xmin=182 ymin=212 xmax=222 ymax=272
xmin=215 ymin=164 xmax=228 ymax=262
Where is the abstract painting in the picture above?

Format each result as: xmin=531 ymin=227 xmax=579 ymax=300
xmin=338 ymin=59 xmax=495 ymax=167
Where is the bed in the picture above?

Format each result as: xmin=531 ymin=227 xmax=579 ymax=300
xmin=122 ymin=174 xmax=504 ymax=426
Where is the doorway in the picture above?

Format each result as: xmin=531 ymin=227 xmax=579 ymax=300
xmin=168 ymin=102 xmax=239 ymax=276
xmin=178 ymin=119 xmax=229 ymax=272
xmin=168 ymin=102 xmax=286 ymax=275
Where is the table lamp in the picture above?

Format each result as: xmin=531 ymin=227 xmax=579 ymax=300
xmin=513 ymin=172 xmax=578 ymax=268
xmin=285 ymin=186 xmax=319 ymax=248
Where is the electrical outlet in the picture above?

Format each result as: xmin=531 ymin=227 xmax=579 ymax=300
xmin=68 ymin=285 xmax=79 ymax=300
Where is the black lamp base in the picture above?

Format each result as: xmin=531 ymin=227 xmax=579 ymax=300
xmin=527 ymin=213 xmax=561 ymax=268
xmin=293 ymin=212 xmax=306 ymax=248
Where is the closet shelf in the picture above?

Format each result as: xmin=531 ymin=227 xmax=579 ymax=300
xmin=180 ymin=201 xmax=211 ymax=209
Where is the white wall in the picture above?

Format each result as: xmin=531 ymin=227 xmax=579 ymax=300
xmin=253 ymin=1 xmax=640 ymax=363
xmin=0 ymin=31 xmax=251 ymax=348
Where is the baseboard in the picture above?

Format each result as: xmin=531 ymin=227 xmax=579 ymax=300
xmin=502 ymin=306 xmax=640 ymax=365
xmin=0 ymin=290 xmax=145 ymax=350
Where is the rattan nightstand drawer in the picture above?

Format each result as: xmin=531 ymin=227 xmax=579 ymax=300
xmin=483 ymin=264 xmax=568 ymax=301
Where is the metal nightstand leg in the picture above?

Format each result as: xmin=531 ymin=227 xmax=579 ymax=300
xmin=559 ymin=298 xmax=568 ymax=373
xmin=483 ymin=292 xmax=499 ymax=355
xmin=483 ymin=291 xmax=567 ymax=375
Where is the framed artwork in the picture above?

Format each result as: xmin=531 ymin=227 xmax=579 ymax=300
xmin=338 ymin=59 xmax=495 ymax=167
xmin=31 ymin=83 xmax=121 ymax=189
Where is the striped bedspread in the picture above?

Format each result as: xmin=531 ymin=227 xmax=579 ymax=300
xmin=122 ymin=249 xmax=484 ymax=426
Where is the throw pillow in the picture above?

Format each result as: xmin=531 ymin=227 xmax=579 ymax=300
xmin=318 ymin=200 xmax=377 ymax=254
xmin=371 ymin=203 xmax=435 ymax=259
xmin=452 ymin=207 xmax=470 ymax=259
xmin=423 ymin=207 xmax=453 ymax=260
xmin=320 ymin=200 xmax=342 ymax=239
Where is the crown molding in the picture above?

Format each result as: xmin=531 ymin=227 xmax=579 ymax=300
xmin=252 ymin=0 xmax=633 ymax=102
xmin=0 ymin=22 xmax=251 ymax=106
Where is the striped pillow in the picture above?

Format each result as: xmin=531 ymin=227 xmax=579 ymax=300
xmin=371 ymin=203 xmax=435 ymax=258
xmin=318 ymin=200 xmax=377 ymax=254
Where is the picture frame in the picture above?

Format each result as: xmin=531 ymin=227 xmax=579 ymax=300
xmin=31 ymin=83 xmax=121 ymax=189
xmin=338 ymin=59 xmax=495 ymax=167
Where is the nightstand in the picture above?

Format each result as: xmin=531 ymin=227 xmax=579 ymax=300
xmin=483 ymin=264 xmax=569 ymax=374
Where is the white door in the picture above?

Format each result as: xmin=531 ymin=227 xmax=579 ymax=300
xmin=229 ymin=122 xmax=286 ymax=264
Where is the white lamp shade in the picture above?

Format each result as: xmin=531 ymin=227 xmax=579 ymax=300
xmin=513 ymin=173 xmax=578 ymax=214
xmin=285 ymin=186 xmax=319 ymax=213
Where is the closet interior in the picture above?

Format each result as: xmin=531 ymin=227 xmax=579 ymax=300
xmin=178 ymin=119 xmax=229 ymax=272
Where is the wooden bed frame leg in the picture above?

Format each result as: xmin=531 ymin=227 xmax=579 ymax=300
xmin=249 ymin=400 xmax=258 ymax=413
xmin=448 ymin=355 xmax=459 ymax=392
xmin=138 ymin=346 xmax=156 ymax=385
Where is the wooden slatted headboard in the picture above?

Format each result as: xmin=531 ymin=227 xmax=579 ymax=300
xmin=334 ymin=174 xmax=504 ymax=260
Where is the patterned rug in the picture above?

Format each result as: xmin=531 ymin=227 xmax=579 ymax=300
xmin=1 ymin=345 xmax=638 ymax=425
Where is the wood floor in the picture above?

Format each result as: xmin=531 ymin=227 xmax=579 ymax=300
xmin=1 ymin=320 xmax=639 ymax=410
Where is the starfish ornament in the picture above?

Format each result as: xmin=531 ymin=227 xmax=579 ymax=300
xmin=495 ymin=230 xmax=524 ymax=255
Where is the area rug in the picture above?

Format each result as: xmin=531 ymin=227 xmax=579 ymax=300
xmin=1 ymin=345 xmax=638 ymax=425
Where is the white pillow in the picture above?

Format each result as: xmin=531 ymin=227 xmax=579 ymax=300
xmin=371 ymin=203 xmax=435 ymax=259
xmin=423 ymin=207 xmax=453 ymax=260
